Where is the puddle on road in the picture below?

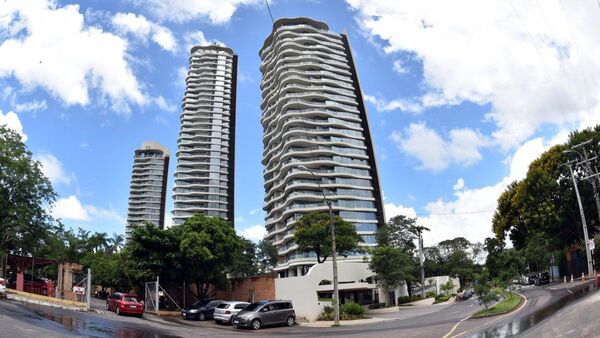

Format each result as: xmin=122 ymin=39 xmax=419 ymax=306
xmin=28 ymin=306 xmax=181 ymax=338
xmin=467 ymin=285 xmax=595 ymax=338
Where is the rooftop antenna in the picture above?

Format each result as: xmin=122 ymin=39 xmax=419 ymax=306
xmin=265 ymin=0 xmax=274 ymax=23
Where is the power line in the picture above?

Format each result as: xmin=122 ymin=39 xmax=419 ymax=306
xmin=415 ymin=209 xmax=495 ymax=217
xmin=265 ymin=0 xmax=274 ymax=23
xmin=506 ymin=0 xmax=569 ymax=122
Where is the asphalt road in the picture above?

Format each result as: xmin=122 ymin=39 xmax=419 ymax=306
xmin=0 ymin=282 xmax=596 ymax=338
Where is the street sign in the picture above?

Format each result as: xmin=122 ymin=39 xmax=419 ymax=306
xmin=588 ymin=239 xmax=595 ymax=251
xmin=73 ymin=286 xmax=85 ymax=295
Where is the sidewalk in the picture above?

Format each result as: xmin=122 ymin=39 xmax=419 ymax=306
xmin=300 ymin=317 xmax=393 ymax=327
xmin=6 ymin=289 xmax=88 ymax=311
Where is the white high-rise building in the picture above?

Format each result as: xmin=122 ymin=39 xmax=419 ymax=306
xmin=260 ymin=18 xmax=386 ymax=278
xmin=172 ymin=45 xmax=237 ymax=225
xmin=126 ymin=141 xmax=170 ymax=241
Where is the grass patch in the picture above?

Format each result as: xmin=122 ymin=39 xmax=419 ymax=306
xmin=472 ymin=289 xmax=523 ymax=318
xmin=433 ymin=294 xmax=451 ymax=304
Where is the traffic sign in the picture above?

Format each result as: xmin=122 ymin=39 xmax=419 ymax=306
xmin=73 ymin=286 xmax=85 ymax=295
xmin=588 ymin=239 xmax=595 ymax=251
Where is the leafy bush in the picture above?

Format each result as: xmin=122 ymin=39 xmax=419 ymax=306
xmin=340 ymin=302 xmax=365 ymax=316
xmin=318 ymin=303 xmax=365 ymax=320
xmin=433 ymin=294 xmax=451 ymax=304
xmin=318 ymin=305 xmax=334 ymax=320
xmin=425 ymin=291 xmax=436 ymax=298
xmin=368 ymin=302 xmax=388 ymax=309
xmin=397 ymin=295 xmax=423 ymax=304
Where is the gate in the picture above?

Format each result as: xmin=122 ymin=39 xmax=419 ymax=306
xmin=144 ymin=277 xmax=182 ymax=315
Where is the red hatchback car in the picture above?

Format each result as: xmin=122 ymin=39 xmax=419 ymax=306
xmin=106 ymin=292 xmax=144 ymax=317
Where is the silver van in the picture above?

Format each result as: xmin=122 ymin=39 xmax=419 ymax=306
xmin=233 ymin=300 xmax=295 ymax=330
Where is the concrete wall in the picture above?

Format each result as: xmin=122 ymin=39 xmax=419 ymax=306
xmin=275 ymin=261 xmax=379 ymax=322
xmin=215 ymin=274 xmax=276 ymax=303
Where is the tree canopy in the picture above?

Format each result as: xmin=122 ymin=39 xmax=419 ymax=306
xmin=128 ymin=215 xmax=244 ymax=299
xmin=294 ymin=212 xmax=362 ymax=263
xmin=492 ymin=125 xmax=600 ymax=270
xmin=0 ymin=125 xmax=55 ymax=257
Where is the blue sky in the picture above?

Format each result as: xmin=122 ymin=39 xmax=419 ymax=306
xmin=1 ymin=0 xmax=599 ymax=245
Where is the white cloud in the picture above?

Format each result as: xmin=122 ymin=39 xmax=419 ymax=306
xmin=390 ymin=122 xmax=487 ymax=171
xmin=52 ymin=195 xmax=89 ymax=221
xmin=392 ymin=59 xmax=408 ymax=74
xmin=0 ymin=110 xmax=27 ymax=141
xmin=140 ymin=0 xmax=262 ymax=24
xmin=14 ymin=100 xmax=47 ymax=112
xmin=384 ymin=203 xmax=417 ymax=221
xmin=347 ymin=0 xmax=600 ymax=149
xmin=184 ymin=31 xmax=225 ymax=53
xmin=112 ymin=12 xmax=177 ymax=52
xmin=453 ymin=178 xmax=465 ymax=191
xmin=52 ymin=195 xmax=125 ymax=224
xmin=0 ymin=1 xmax=147 ymax=112
xmin=153 ymin=95 xmax=176 ymax=113
xmin=364 ymin=94 xmax=423 ymax=113
xmin=249 ymin=207 xmax=261 ymax=215
xmin=33 ymin=153 xmax=73 ymax=185
xmin=414 ymin=135 xmax=556 ymax=246
xmin=235 ymin=216 xmax=246 ymax=223
xmin=238 ymin=224 xmax=266 ymax=242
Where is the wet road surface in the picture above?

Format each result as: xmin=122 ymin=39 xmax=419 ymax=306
xmin=1 ymin=282 xmax=596 ymax=338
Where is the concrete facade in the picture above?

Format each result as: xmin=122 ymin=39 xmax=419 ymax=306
xmin=125 ymin=141 xmax=170 ymax=240
xmin=173 ymin=45 xmax=237 ymax=225
xmin=259 ymin=17 xmax=385 ymax=278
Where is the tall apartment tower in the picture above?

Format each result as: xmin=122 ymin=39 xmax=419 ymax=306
xmin=260 ymin=18 xmax=385 ymax=277
xmin=172 ymin=45 xmax=237 ymax=225
xmin=126 ymin=141 xmax=170 ymax=240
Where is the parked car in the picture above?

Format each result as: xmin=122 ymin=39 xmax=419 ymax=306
xmin=214 ymin=301 xmax=250 ymax=324
xmin=0 ymin=278 xmax=6 ymax=297
xmin=535 ymin=272 xmax=550 ymax=286
xmin=106 ymin=292 xmax=144 ymax=317
xmin=527 ymin=275 xmax=538 ymax=285
xmin=181 ymin=299 xmax=224 ymax=320
xmin=233 ymin=300 xmax=295 ymax=330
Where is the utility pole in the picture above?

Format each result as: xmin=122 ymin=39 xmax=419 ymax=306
xmin=565 ymin=161 xmax=594 ymax=277
xmin=419 ymin=232 xmax=425 ymax=297
xmin=572 ymin=140 xmax=600 ymax=223
xmin=298 ymin=165 xmax=340 ymax=326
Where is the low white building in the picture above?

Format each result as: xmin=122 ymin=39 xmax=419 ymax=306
xmin=275 ymin=260 xmax=410 ymax=322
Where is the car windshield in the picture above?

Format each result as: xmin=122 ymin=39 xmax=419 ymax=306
xmin=244 ymin=302 xmax=267 ymax=312
xmin=192 ymin=300 xmax=210 ymax=308
xmin=123 ymin=296 xmax=138 ymax=302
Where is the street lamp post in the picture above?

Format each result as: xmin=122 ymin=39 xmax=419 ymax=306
xmin=298 ymin=165 xmax=340 ymax=325
xmin=564 ymin=160 xmax=594 ymax=277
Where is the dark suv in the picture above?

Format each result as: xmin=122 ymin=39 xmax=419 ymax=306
xmin=233 ymin=300 xmax=295 ymax=330
xmin=535 ymin=272 xmax=550 ymax=286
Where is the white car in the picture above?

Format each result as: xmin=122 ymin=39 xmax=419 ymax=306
xmin=0 ymin=278 xmax=6 ymax=296
xmin=213 ymin=301 xmax=249 ymax=324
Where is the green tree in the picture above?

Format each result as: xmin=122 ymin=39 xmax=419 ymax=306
xmin=0 ymin=125 xmax=55 ymax=261
xmin=493 ymin=126 xmax=600 ymax=267
xmin=128 ymin=215 xmax=244 ymax=300
xmin=376 ymin=215 xmax=418 ymax=251
xmin=474 ymin=271 xmax=497 ymax=309
xmin=256 ymin=239 xmax=278 ymax=273
xmin=294 ymin=212 xmax=362 ymax=263
xmin=369 ymin=246 xmax=417 ymax=297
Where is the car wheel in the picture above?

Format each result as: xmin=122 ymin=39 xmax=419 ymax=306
xmin=116 ymin=307 xmax=121 ymax=315
xmin=251 ymin=319 xmax=262 ymax=330
xmin=199 ymin=313 xmax=205 ymax=321
xmin=137 ymin=314 xmax=143 ymax=318
xmin=229 ymin=316 xmax=235 ymax=325
xmin=286 ymin=316 xmax=295 ymax=327
xmin=106 ymin=302 xmax=110 ymax=311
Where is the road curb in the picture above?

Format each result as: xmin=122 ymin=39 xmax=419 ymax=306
xmin=6 ymin=293 xmax=88 ymax=312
